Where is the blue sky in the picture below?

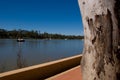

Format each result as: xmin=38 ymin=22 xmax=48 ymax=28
xmin=0 ymin=0 xmax=83 ymax=35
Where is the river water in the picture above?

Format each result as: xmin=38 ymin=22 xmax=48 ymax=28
xmin=0 ymin=39 xmax=83 ymax=73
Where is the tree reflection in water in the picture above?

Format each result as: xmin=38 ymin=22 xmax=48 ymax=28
xmin=17 ymin=42 xmax=27 ymax=68
xmin=0 ymin=63 xmax=6 ymax=73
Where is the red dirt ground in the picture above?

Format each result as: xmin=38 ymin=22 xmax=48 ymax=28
xmin=52 ymin=66 xmax=82 ymax=80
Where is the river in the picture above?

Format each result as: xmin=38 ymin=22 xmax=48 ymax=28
xmin=0 ymin=39 xmax=83 ymax=73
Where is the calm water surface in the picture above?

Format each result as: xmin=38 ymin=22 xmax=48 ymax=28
xmin=0 ymin=39 xmax=83 ymax=73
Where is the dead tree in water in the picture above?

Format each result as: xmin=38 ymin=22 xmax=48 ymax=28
xmin=78 ymin=0 xmax=120 ymax=80
xmin=17 ymin=51 xmax=26 ymax=68
xmin=17 ymin=44 xmax=27 ymax=68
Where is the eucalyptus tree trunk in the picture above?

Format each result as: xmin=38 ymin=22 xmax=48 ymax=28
xmin=78 ymin=0 xmax=120 ymax=80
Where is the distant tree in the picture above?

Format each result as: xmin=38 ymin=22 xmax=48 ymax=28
xmin=0 ymin=29 xmax=8 ymax=38
xmin=0 ymin=28 xmax=84 ymax=39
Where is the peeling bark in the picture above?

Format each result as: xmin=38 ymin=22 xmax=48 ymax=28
xmin=78 ymin=0 xmax=120 ymax=80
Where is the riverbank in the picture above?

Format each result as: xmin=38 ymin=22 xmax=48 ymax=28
xmin=0 ymin=28 xmax=84 ymax=39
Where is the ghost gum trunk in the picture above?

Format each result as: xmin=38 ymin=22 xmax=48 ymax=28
xmin=78 ymin=0 xmax=120 ymax=80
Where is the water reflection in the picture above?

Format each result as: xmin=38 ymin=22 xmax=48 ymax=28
xmin=0 ymin=62 xmax=6 ymax=73
xmin=26 ymin=39 xmax=41 ymax=48
xmin=17 ymin=42 xmax=27 ymax=68
xmin=0 ymin=39 xmax=7 ymax=48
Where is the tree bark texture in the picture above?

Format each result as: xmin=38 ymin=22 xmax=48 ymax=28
xmin=78 ymin=0 xmax=120 ymax=80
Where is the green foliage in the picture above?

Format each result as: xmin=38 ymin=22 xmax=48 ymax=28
xmin=0 ymin=29 xmax=9 ymax=38
xmin=0 ymin=28 xmax=84 ymax=39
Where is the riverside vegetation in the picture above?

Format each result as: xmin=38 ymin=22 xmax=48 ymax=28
xmin=0 ymin=29 xmax=84 ymax=39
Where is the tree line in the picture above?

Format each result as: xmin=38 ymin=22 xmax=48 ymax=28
xmin=0 ymin=29 xmax=84 ymax=39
